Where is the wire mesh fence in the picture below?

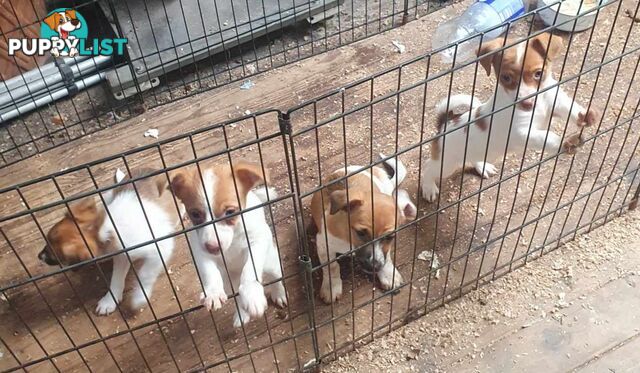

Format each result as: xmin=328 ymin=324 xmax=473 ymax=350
xmin=1 ymin=0 xmax=640 ymax=371
xmin=0 ymin=0 xmax=453 ymax=167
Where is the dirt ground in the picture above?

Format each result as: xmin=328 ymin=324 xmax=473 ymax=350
xmin=326 ymin=209 xmax=640 ymax=373
xmin=1 ymin=0 xmax=640 ymax=372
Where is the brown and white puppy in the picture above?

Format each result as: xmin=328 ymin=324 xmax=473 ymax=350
xmin=421 ymin=32 xmax=600 ymax=202
xmin=311 ymin=155 xmax=417 ymax=304
xmin=170 ymin=162 xmax=287 ymax=327
xmin=43 ymin=9 xmax=82 ymax=57
xmin=38 ymin=169 xmax=180 ymax=315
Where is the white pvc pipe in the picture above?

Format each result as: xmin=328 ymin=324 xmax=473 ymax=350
xmin=0 ymin=56 xmax=110 ymax=108
xmin=0 ymin=55 xmax=90 ymax=95
xmin=0 ymin=72 xmax=106 ymax=123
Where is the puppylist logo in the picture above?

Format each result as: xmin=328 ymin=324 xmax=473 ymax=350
xmin=8 ymin=8 xmax=127 ymax=58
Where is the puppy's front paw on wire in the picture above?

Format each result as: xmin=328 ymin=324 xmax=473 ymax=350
xmin=238 ymin=281 xmax=267 ymax=318
xmin=578 ymin=108 xmax=600 ymax=127
xmin=200 ymin=289 xmax=227 ymax=311
xmin=563 ymin=133 xmax=583 ymax=155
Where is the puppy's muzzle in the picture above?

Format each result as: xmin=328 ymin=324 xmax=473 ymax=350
xmin=38 ymin=246 xmax=59 ymax=266
xmin=70 ymin=19 xmax=80 ymax=27
xmin=518 ymin=98 xmax=535 ymax=112
xmin=204 ymin=241 xmax=221 ymax=255
xmin=356 ymin=246 xmax=384 ymax=274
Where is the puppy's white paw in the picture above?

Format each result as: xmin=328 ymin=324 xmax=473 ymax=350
xmin=96 ymin=293 xmax=119 ymax=315
xmin=200 ymin=288 xmax=227 ymax=311
xmin=421 ymin=180 xmax=440 ymax=203
xmin=320 ymin=278 xmax=342 ymax=304
xmin=233 ymin=307 xmax=251 ymax=328
xmin=269 ymin=282 xmax=288 ymax=308
xmin=129 ymin=290 xmax=150 ymax=311
xmin=544 ymin=136 xmax=562 ymax=154
xmin=378 ymin=268 xmax=404 ymax=290
xmin=474 ymin=162 xmax=498 ymax=179
xmin=238 ymin=281 xmax=267 ymax=318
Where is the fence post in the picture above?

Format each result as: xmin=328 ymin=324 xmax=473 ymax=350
xmin=630 ymin=182 xmax=639 ymax=210
xmin=402 ymin=0 xmax=410 ymax=24
xmin=279 ymin=111 xmax=321 ymax=369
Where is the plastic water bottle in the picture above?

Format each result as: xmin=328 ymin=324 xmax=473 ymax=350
xmin=432 ymin=0 xmax=525 ymax=63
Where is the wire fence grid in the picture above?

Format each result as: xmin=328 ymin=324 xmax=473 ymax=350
xmin=2 ymin=0 xmax=640 ymax=371
xmin=0 ymin=0 xmax=453 ymax=168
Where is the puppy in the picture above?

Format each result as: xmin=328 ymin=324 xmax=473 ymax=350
xmin=421 ymin=32 xmax=599 ymax=202
xmin=170 ymin=162 xmax=287 ymax=327
xmin=38 ymin=169 xmax=180 ymax=315
xmin=43 ymin=9 xmax=82 ymax=57
xmin=310 ymin=154 xmax=417 ymax=304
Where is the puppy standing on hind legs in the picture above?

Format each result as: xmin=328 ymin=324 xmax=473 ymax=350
xmin=421 ymin=32 xmax=600 ymax=202
xmin=170 ymin=163 xmax=287 ymax=327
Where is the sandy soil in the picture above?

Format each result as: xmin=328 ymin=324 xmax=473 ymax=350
xmin=326 ymin=209 xmax=640 ymax=372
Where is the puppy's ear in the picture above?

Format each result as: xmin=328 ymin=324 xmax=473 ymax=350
xmin=68 ymin=198 xmax=97 ymax=223
xmin=66 ymin=9 xmax=77 ymax=19
xmin=329 ymin=190 xmax=363 ymax=215
xmin=43 ymin=13 xmax=59 ymax=30
xmin=234 ymin=162 xmax=267 ymax=191
xmin=477 ymin=37 xmax=506 ymax=76
xmin=170 ymin=171 xmax=191 ymax=201
xmin=531 ymin=32 xmax=563 ymax=61
xmin=154 ymin=175 xmax=169 ymax=197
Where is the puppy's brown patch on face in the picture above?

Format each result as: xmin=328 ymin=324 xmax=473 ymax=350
xmin=43 ymin=198 xmax=103 ymax=266
xmin=171 ymin=162 xmax=268 ymax=225
xmin=312 ymin=169 xmax=408 ymax=256
xmin=329 ymin=190 xmax=402 ymax=255
xmin=477 ymin=33 xmax=563 ymax=95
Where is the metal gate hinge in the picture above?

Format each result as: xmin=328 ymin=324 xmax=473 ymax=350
xmin=298 ymin=255 xmax=312 ymax=272
xmin=278 ymin=112 xmax=292 ymax=135
xmin=57 ymin=61 xmax=78 ymax=96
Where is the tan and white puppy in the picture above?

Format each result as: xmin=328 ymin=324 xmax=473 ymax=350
xmin=38 ymin=169 xmax=180 ymax=315
xmin=311 ymin=155 xmax=417 ymax=304
xmin=170 ymin=162 xmax=286 ymax=327
xmin=421 ymin=32 xmax=599 ymax=202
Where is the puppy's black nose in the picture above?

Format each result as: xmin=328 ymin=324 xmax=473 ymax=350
xmin=359 ymin=257 xmax=384 ymax=274
xmin=38 ymin=248 xmax=59 ymax=266
xmin=71 ymin=19 xmax=80 ymax=26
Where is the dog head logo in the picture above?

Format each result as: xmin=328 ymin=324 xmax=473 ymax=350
xmin=40 ymin=8 xmax=88 ymax=57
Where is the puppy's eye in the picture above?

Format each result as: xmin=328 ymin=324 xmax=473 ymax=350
xmin=533 ymin=70 xmax=543 ymax=80
xmin=224 ymin=208 xmax=237 ymax=217
xmin=355 ymin=229 xmax=368 ymax=241
xmin=189 ymin=209 xmax=205 ymax=224
xmin=501 ymin=74 xmax=512 ymax=83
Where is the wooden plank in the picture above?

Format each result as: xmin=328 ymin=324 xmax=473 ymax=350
xmin=575 ymin=334 xmax=640 ymax=373
xmin=462 ymin=275 xmax=640 ymax=372
xmin=0 ymin=1 xmax=468 ymax=190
